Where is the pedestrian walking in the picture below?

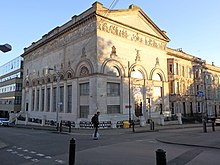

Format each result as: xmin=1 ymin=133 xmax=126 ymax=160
xmin=91 ymin=111 xmax=100 ymax=140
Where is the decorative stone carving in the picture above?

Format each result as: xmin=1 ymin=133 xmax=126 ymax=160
xmin=135 ymin=49 xmax=141 ymax=62
xmin=98 ymin=22 xmax=129 ymax=39
xmin=80 ymin=66 xmax=89 ymax=76
xmin=27 ymin=21 xmax=96 ymax=57
xmin=98 ymin=21 xmax=166 ymax=50
xmin=81 ymin=47 xmax=87 ymax=58
xmin=156 ymin=57 xmax=160 ymax=66
xmin=110 ymin=46 xmax=117 ymax=58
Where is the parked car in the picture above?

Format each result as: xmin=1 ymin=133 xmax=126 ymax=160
xmin=215 ymin=118 xmax=220 ymax=126
xmin=0 ymin=118 xmax=9 ymax=126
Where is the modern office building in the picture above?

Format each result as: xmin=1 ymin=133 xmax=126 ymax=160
xmin=21 ymin=2 xmax=220 ymax=126
xmin=0 ymin=56 xmax=23 ymax=118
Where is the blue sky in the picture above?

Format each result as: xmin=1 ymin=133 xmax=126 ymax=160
xmin=1 ymin=0 xmax=220 ymax=66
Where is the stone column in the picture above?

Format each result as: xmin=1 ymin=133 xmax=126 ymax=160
xmin=21 ymin=88 xmax=26 ymax=112
xmin=44 ymin=85 xmax=47 ymax=112
xmin=72 ymin=80 xmax=78 ymax=118
xmin=39 ymin=86 xmax=42 ymax=112
xmin=34 ymin=87 xmax=37 ymax=111
xmin=29 ymin=87 xmax=33 ymax=112
xmin=177 ymin=113 xmax=182 ymax=125
xmin=64 ymin=81 xmax=67 ymax=113
xmin=41 ymin=115 xmax=46 ymax=126
xmin=50 ymin=84 xmax=53 ymax=112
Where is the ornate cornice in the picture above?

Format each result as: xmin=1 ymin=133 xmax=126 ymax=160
xmin=22 ymin=14 xmax=96 ymax=57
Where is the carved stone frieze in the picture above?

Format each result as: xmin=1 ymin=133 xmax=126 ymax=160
xmin=98 ymin=21 xmax=166 ymax=50
xmin=98 ymin=22 xmax=129 ymax=39
xmin=29 ymin=21 xmax=96 ymax=58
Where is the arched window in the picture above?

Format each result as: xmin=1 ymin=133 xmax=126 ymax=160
xmin=131 ymin=70 xmax=143 ymax=79
xmin=153 ymin=73 xmax=162 ymax=81
xmin=106 ymin=66 xmax=120 ymax=77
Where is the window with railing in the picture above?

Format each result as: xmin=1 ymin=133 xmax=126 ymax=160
xmin=188 ymin=68 xmax=192 ymax=78
xmin=80 ymin=106 xmax=89 ymax=118
xmin=169 ymin=63 xmax=173 ymax=74
xmin=53 ymin=87 xmax=56 ymax=112
xmin=107 ymin=105 xmax=120 ymax=114
xmin=174 ymin=62 xmax=178 ymax=75
xmin=80 ymin=83 xmax=89 ymax=96
xmin=41 ymin=89 xmax=45 ymax=111
xmin=170 ymin=81 xmax=174 ymax=94
xmin=107 ymin=82 xmax=120 ymax=96
xmin=176 ymin=82 xmax=179 ymax=94
xmin=60 ymin=86 xmax=64 ymax=112
xmin=47 ymin=88 xmax=50 ymax=112
xmin=181 ymin=66 xmax=185 ymax=77
xmin=32 ymin=89 xmax=35 ymax=111
xmin=67 ymin=85 xmax=72 ymax=113
xmin=36 ymin=89 xmax=39 ymax=111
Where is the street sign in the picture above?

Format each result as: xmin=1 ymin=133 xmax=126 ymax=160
xmin=125 ymin=105 xmax=132 ymax=108
xmin=197 ymin=91 xmax=204 ymax=97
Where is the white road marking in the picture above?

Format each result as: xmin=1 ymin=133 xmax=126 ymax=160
xmin=6 ymin=146 xmax=57 ymax=163
xmin=55 ymin=160 xmax=65 ymax=164
xmin=24 ymin=156 xmax=32 ymax=159
xmin=17 ymin=154 xmax=24 ymax=157
xmin=45 ymin=156 xmax=52 ymax=159
xmin=31 ymin=158 xmax=40 ymax=162
xmin=36 ymin=153 xmax=45 ymax=157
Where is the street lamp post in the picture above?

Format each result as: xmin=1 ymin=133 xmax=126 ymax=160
xmin=202 ymin=71 xmax=207 ymax=132
xmin=128 ymin=61 xmax=132 ymax=124
xmin=48 ymin=68 xmax=60 ymax=131
xmin=0 ymin=43 xmax=12 ymax=53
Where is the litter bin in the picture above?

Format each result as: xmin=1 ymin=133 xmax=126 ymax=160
xmin=123 ymin=121 xmax=130 ymax=128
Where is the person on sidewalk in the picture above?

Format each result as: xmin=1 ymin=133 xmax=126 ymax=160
xmin=91 ymin=111 xmax=100 ymax=139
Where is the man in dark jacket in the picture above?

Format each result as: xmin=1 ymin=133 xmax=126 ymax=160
xmin=91 ymin=111 xmax=100 ymax=139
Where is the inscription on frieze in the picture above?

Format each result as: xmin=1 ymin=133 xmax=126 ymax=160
xmin=29 ymin=21 xmax=96 ymax=57
xmin=98 ymin=21 xmax=166 ymax=50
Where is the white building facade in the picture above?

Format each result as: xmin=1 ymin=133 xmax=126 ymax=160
xmin=22 ymin=2 xmax=220 ymax=126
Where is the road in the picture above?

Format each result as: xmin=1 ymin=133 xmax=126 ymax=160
xmin=0 ymin=126 xmax=220 ymax=164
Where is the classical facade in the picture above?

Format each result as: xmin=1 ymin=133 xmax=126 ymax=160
xmin=0 ymin=56 xmax=23 ymax=118
xmin=167 ymin=47 xmax=220 ymax=119
xmin=21 ymin=2 xmax=220 ymax=126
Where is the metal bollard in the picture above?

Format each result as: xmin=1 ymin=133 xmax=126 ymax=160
xmin=56 ymin=122 xmax=59 ymax=131
xmin=132 ymin=121 xmax=135 ymax=132
xmin=150 ymin=121 xmax=154 ymax=131
xmin=59 ymin=121 xmax=62 ymax=133
xmin=156 ymin=149 xmax=167 ymax=165
xmin=69 ymin=121 xmax=71 ymax=133
xmin=69 ymin=138 xmax=76 ymax=165
xmin=203 ymin=121 xmax=207 ymax=133
xmin=212 ymin=122 xmax=215 ymax=132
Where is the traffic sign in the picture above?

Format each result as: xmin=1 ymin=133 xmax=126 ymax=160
xmin=197 ymin=91 xmax=204 ymax=97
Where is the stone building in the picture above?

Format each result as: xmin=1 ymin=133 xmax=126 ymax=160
xmin=21 ymin=2 xmax=220 ymax=126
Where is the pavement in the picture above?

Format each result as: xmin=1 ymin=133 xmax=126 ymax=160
xmin=1 ymin=120 xmax=220 ymax=150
